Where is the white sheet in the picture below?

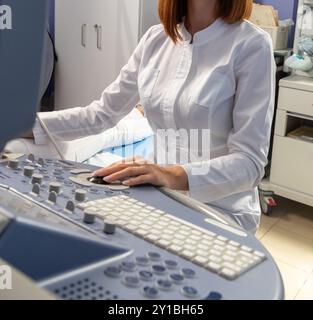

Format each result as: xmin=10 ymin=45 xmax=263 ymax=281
xmin=5 ymin=109 xmax=153 ymax=162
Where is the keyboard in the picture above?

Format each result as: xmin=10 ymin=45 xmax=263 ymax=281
xmin=77 ymin=195 xmax=266 ymax=280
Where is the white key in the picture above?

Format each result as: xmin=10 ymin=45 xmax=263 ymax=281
xmin=155 ymin=210 xmax=165 ymax=214
xmin=214 ymin=239 xmax=225 ymax=246
xmin=223 ymin=255 xmax=235 ymax=263
xmin=174 ymin=234 xmax=185 ymax=241
xmin=196 ymin=249 xmax=210 ymax=258
xmin=198 ymin=244 xmax=210 ymax=251
xmin=185 ymin=239 xmax=197 ymax=245
xmin=226 ymin=244 xmax=239 ymax=252
xmin=190 ymin=235 xmax=201 ymax=241
xmin=172 ymin=239 xmax=184 ymax=246
xmin=209 ymin=255 xmax=222 ymax=264
xmin=206 ymin=262 xmax=221 ymax=273
xmin=213 ymin=245 xmax=225 ymax=252
xmin=168 ymin=245 xmax=183 ymax=253
xmin=124 ymin=224 xmax=138 ymax=232
xmin=181 ymin=250 xmax=195 ymax=259
xmin=225 ymin=250 xmax=238 ymax=258
xmin=146 ymin=206 xmax=155 ymax=210
xmin=240 ymin=251 xmax=254 ymax=259
xmin=158 ymin=239 xmax=171 ymax=248
xmin=254 ymin=251 xmax=266 ymax=259
xmin=180 ymin=225 xmax=191 ymax=231
xmin=159 ymin=234 xmax=172 ymax=241
xmin=223 ymin=262 xmax=242 ymax=273
xmin=220 ymin=268 xmax=237 ymax=280
xmin=192 ymin=230 xmax=202 ymax=236
xmin=217 ymin=235 xmax=228 ymax=242
xmin=146 ymin=234 xmax=159 ymax=242
xmin=178 ymin=230 xmax=189 ymax=237
xmin=229 ymin=240 xmax=240 ymax=247
xmin=135 ymin=229 xmax=149 ymax=236
xmin=183 ymin=244 xmax=194 ymax=251
xmin=210 ymin=249 xmax=222 ymax=257
xmin=241 ymin=245 xmax=253 ymax=253
xmin=193 ymin=256 xmax=209 ymax=265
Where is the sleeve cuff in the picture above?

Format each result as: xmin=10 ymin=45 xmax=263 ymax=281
xmin=32 ymin=117 xmax=49 ymax=145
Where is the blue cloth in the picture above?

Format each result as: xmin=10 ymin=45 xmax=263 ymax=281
xmin=108 ymin=136 xmax=154 ymax=159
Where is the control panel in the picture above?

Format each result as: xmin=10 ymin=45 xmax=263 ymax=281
xmin=0 ymin=154 xmax=284 ymax=300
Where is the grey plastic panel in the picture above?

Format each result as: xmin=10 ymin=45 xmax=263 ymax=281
xmin=0 ymin=0 xmax=47 ymax=149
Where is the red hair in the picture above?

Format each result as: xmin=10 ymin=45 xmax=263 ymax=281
xmin=158 ymin=0 xmax=253 ymax=43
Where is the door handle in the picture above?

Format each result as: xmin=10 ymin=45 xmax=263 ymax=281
xmin=81 ymin=24 xmax=87 ymax=47
xmin=94 ymin=24 xmax=102 ymax=50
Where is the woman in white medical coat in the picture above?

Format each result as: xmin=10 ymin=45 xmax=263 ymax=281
xmin=33 ymin=0 xmax=275 ymax=232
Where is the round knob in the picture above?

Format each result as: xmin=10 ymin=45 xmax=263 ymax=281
xmin=31 ymin=174 xmax=43 ymax=185
xmin=38 ymin=158 xmax=45 ymax=166
xmin=27 ymin=154 xmax=35 ymax=162
xmin=103 ymin=221 xmax=116 ymax=235
xmin=23 ymin=166 xmax=35 ymax=178
xmin=49 ymin=182 xmax=62 ymax=194
xmin=31 ymin=183 xmax=40 ymax=196
xmin=8 ymin=159 xmax=19 ymax=170
xmin=75 ymin=189 xmax=87 ymax=202
xmin=65 ymin=200 xmax=75 ymax=213
xmin=83 ymin=209 xmax=96 ymax=224
xmin=48 ymin=191 xmax=58 ymax=204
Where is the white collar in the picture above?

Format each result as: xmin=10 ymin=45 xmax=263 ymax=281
xmin=179 ymin=18 xmax=225 ymax=45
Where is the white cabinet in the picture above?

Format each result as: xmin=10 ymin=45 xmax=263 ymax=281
xmin=54 ymin=0 xmax=159 ymax=110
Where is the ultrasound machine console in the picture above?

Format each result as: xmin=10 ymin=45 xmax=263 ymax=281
xmin=0 ymin=0 xmax=284 ymax=300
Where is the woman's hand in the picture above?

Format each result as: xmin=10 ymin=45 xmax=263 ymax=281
xmin=92 ymin=157 xmax=189 ymax=191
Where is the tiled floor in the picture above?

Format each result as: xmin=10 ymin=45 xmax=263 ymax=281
xmin=257 ymin=196 xmax=313 ymax=300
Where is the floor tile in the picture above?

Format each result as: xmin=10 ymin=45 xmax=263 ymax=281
xmin=295 ymin=274 xmax=313 ymax=300
xmin=275 ymin=202 xmax=313 ymax=241
xmin=261 ymin=226 xmax=313 ymax=273
xmin=275 ymin=259 xmax=310 ymax=300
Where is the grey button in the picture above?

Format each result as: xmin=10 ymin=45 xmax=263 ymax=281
xmin=23 ymin=166 xmax=35 ymax=178
xmin=152 ymin=265 xmax=167 ymax=275
xmin=181 ymin=268 xmax=196 ymax=279
xmin=181 ymin=286 xmax=199 ymax=298
xmin=27 ymin=154 xmax=35 ymax=162
xmin=49 ymin=182 xmax=62 ymax=194
xmin=48 ymin=191 xmax=58 ymax=204
xmin=147 ymin=252 xmax=162 ymax=261
xmin=31 ymin=183 xmax=40 ymax=196
xmin=8 ymin=159 xmax=19 ymax=170
xmin=142 ymin=286 xmax=159 ymax=299
xmin=65 ymin=200 xmax=75 ymax=213
xmin=164 ymin=260 xmax=179 ymax=270
xmin=31 ymin=174 xmax=43 ymax=185
xmin=104 ymin=266 xmax=122 ymax=278
xmin=169 ymin=273 xmax=184 ymax=284
xmin=103 ymin=221 xmax=116 ymax=234
xmin=156 ymin=279 xmax=173 ymax=291
xmin=135 ymin=256 xmax=150 ymax=266
xmin=38 ymin=158 xmax=45 ymax=166
xmin=120 ymin=261 xmax=137 ymax=272
xmin=139 ymin=270 xmax=154 ymax=281
xmin=84 ymin=210 xmax=96 ymax=224
xmin=122 ymin=276 xmax=140 ymax=288
xmin=75 ymin=189 xmax=87 ymax=202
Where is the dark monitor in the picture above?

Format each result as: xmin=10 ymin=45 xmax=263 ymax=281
xmin=0 ymin=0 xmax=48 ymax=150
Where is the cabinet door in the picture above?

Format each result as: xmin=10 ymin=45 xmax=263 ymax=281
xmin=55 ymin=0 xmax=95 ymax=109
xmin=54 ymin=0 xmax=140 ymax=110
xmin=88 ymin=0 xmax=140 ymax=100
